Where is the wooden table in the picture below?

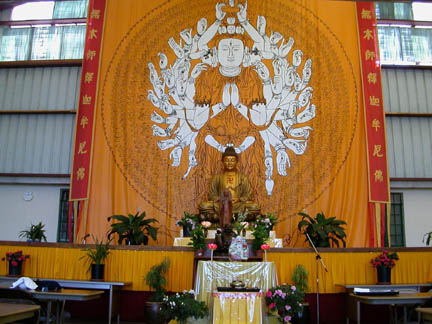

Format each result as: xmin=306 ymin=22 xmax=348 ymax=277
xmin=348 ymin=292 xmax=432 ymax=324
xmin=30 ymin=288 xmax=104 ymax=324
xmin=0 ymin=277 xmax=130 ymax=324
xmin=0 ymin=303 xmax=40 ymax=324
xmin=416 ymin=307 xmax=432 ymax=322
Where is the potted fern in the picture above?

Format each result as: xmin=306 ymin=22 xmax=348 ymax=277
xmin=80 ymin=236 xmax=111 ymax=280
xmin=19 ymin=222 xmax=47 ymax=242
xmin=297 ymin=211 xmax=347 ymax=248
xmin=188 ymin=225 xmax=207 ymax=256
xmin=107 ymin=210 xmax=158 ymax=245
xmin=144 ymin=258 xmax=170 ymax=324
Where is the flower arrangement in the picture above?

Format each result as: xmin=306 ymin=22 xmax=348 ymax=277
xmin=176 ymin=212 xmax=198 ymax=228
xmin=201 ymin=221 xmax=212 ymax=228
xmin=265 ymin=284 xmax=304 ymax=323
xmin=162 ymin=290 xmax=208 ymax=324
xmin=370 ymin=250 xmax=399 ymax=269
xmin=2 ymin=251 xmax=29 ymax=266
xmin=256 ymin=213 xmax=278 ymax=231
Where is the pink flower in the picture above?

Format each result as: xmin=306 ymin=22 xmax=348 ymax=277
xmin=266 ymin=291 xmax=273 ymax=297
xmin=284 ymin=315 xmax=291 ymax=322
xmin=291 ymin=285 xmax=296 ymax=291
xmin=285 ymin=305 xmax=291 ymax=311
xmin=11 ymin=261 xmax=18 ymax=266
xmin=261 ymin=244 xmax=270 ymax=250
xmin=269 ymin=303 xmax=276 ymax=309
xmin=207 ymin=243 xmax=217 ymax=250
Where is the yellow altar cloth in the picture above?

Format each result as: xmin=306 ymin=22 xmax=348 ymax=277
xmin=212 ymin=291 xmax=263 ymax=324
xmin=194 ymin=261 xmax=277 ymax=305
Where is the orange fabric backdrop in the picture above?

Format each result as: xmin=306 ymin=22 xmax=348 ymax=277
xmin=79 ymin=0 xmax=370 ymax=246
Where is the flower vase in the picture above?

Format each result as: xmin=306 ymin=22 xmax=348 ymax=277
xmin=377 ymin=266 xmax=391 ymax=284
xmin=194 ymin=249 xmax=205 ymax=257
xmin=183 ymin=225 xmax=192 ymax=237
xmin=8 ymin=260 xmax=22 ymax=276
xmin=91 ymin=264 xmax=105 ymax=281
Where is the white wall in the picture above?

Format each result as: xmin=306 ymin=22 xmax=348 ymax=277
xmin=0 ymin=184 xmax=66 ymax=242
xmin=393 ymin=188 xmax=432 ymax=247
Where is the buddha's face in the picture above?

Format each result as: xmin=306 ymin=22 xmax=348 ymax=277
xmin=218 ymin=38 xmax=244 ymax=69
xmin=223 ymin=155 xmax=238 ymax=171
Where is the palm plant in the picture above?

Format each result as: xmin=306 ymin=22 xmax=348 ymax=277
xmin=297 ymin=211 xmax=347 ymax=248
xmin=19 ymin=221 xmax=47 ymax=242
xmin=107 ymin=211 xmax=158 ymax=245
xmin=80 ymin=236 xmax=111 ymax=265
xmin=145 ymin=257 xmax=170 ymax=302
xmin=423 ymin=231 xmax=432 ymax=246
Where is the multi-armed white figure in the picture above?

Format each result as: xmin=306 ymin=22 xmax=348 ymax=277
xmin=147 ymin=0 xmax=316 ymax=194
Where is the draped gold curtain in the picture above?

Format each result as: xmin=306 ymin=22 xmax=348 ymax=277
xmin=2 ymin=245 xmax=432 ymax=293
xmin=77 ymin=0 xmax=371 ymax=247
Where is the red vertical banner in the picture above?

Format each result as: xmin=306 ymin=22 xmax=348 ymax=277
xmin=70 ymin=0 xmax=106 ymax=201
xmin=356 ymin=2 xmax=390 ymax=247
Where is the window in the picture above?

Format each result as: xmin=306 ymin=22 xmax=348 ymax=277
xmin=0 ymin=0 xmax=88 ymax=62
xmin=376 ymin=2 xmax=432 ymax=66
xmin=389 ymin=193 xmax=405 ymax=247
xmin=57 ymin=188 xmax=73 ymax=242
xmin=11 ymin=2 xmax=55 ymax=21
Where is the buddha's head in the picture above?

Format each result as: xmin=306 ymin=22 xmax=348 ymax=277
xmin=222 ymin=146 xmax=238 ymax=171
xmin=217 ymin=38 xmax=244 ymax=77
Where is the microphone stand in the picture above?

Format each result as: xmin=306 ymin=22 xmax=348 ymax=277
xmin=305 ymin=233 xmax=328 ymax=324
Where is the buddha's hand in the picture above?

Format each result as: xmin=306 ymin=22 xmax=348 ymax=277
xmin=190 ymin=63 xmax=208 ymax=79
xmin=237 ymin=1 xmax=248 ymax=23
xmin=230 ymin=83 xmax=239 ymax=107
xmin=222 ymin=83 xmax=231 ymax=107
xmin=276 ymin=149 xmax=291 ymax=176
xmin=216 ymin=3 xmax=226 ymax=21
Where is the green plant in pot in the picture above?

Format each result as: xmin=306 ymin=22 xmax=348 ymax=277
xmin=107 ymin=210 xmax=158 ymax=245
xmin=251 ymin=223 xmax=269 ymax=253
xmin=297 ymin=211 xmax=347 ymax=248
xmin=19 ymin=221 xmax=47 ymax=242
xmin=144 ymin=258 xmax=170 ymax=324
xmin=80 ymin=236 xmax=110 ymax=280
xmin=162 ymin=290 xmax=208 ymax=324
xmin=423 ymin=231 xmax=432 ymax=246
xmin=188 ymin=225 xmax=207 ymax=256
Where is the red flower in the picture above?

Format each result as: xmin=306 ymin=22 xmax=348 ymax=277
xmin=11 ymin=260 xmax=18 ymax=267
xmin=261 ymin=244 xmax=270 ymax=250
xmin=207 ymin=243 xmax=217 ymax=250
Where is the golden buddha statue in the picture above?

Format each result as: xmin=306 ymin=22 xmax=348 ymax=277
xmin=199 ymin=147 xmax=261 ymax=225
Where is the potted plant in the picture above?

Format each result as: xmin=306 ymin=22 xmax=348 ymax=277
xmin=2 ymin=251 xmax=30 ymax=276
xmin=80 ymin=236 xmax=111 ymax=280
xmin=19 ymin=221 xmax=47 ymax=242
xmin=297 ymin=211 xmax=347 ymax=248
xmin=291 ymin=265 xmax=310 ymax=323
xmin=370 ymin=250 xmax=398 ymax=284
xmin=176 ymin=212 xmax=199 ymax=237
xmin=188 ymin=225 xmax=207 ymax=256
xmin=265 ymin=283 xmax=305 ymax=324
xmin=251 ymin=223 xmax=270 ymax=254
xmin=107 ymin=210 xmax=158 ymax=245
xmin=256 ymin=213 xmax=279 ymax=231
xmin=144 ymin=258 xmax=170 ymax=324
xmin=423 ymin=231 xmax=432 ymax=245
xmin=162 ymin=290 xmax=208 ymax=324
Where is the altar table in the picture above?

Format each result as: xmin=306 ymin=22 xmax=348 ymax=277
xmin=212 ymin=292 xmax=263 ymax=324
xmin=194 ymin=261 xmax=277 ymax=305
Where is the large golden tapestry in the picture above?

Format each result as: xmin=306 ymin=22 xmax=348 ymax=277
xmin=73 ymin=0 xmax=382 ymax=247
